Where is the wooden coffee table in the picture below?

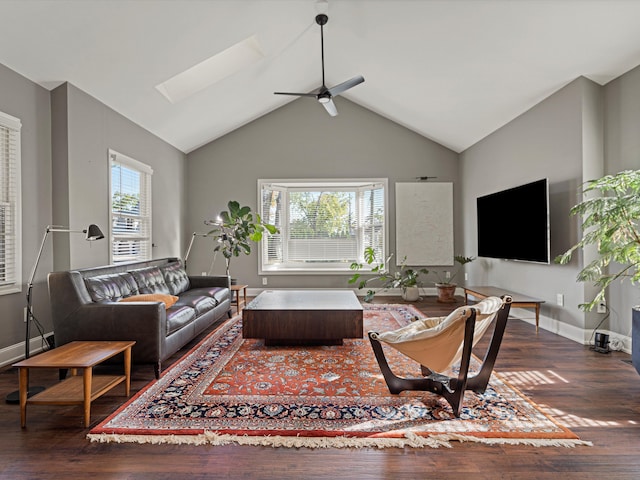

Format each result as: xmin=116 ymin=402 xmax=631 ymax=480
xmin=13 ymin=340 xmax=135 ymax=428
xmin=242 ymin=290 xmax=363 ymax=346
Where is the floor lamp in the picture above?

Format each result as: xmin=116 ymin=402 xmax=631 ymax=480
xmin=183 ymin=232 xmax=209 ymax=270
xmin=5 ymin=224 xmax=105 ymax=404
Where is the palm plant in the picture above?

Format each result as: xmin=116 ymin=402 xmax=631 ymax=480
xmin=555 ymin=169 xmax=640 ymax=311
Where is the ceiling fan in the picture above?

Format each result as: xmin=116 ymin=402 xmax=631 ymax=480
xmin=274 ymin=13 xmax=364 ymax=116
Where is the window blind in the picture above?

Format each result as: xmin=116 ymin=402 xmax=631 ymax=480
xmin=259 ymin=179 xmax=387 ymax=273
xmin=109 ymin=150 xmax=153 ymax=264
xmin=0 ymin=111 xmax=21 ymax=294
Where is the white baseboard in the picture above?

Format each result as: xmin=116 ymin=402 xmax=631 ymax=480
xmin=0 ymin=333 xmax=53 ymax=369
xmin=510 ymin=308 xmax=632 ymax=354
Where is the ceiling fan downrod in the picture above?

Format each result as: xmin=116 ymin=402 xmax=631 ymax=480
xmin=316 ymin=14 xmax=328 ymax=89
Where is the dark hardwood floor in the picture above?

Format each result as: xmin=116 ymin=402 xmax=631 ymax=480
xmin=1 ymin=295 xmax=639 ymax=479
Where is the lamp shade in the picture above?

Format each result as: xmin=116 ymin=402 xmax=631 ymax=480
xmin=85 ymin=224 xmax=104 ymax=241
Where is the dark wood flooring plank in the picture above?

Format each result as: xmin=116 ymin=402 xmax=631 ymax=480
xmin=1 ymin=295 xmax=639 ymax=479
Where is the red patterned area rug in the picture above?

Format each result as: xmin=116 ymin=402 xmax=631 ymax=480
xmin=88 ymin=304 xmax=590 ymax=449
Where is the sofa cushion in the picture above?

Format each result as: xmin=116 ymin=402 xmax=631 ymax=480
xmin=161 ymin=262 xmax=191 ymax=295
xmin=187 ymin=286 xmax=230 ymax=305
xmin=166 ymin=305 xmax=197 ymax=335
xmin=84 ymin=272 xmax=139 ymax=302
xmin=119 ymin=293 xmax=179 ymax=309
xmin=175 ymin=294 xmax=217 ymax=316
xmin=130 ymin=266 xmax=171 ymax=294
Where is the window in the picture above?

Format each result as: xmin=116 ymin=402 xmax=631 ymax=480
xmin=109 ymin=149 xmax=152 ymax=264
xmin=0 ymin=111 xmax=21 ymax=295
xmin=259 ymin=179 xmax=387 ymax=274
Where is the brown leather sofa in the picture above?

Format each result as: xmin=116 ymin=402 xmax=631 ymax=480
xmin=47 ymin=257 xmax=232 ymax=378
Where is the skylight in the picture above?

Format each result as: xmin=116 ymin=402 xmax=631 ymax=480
xmin=155 ymin=34 xmax=264 ymax=104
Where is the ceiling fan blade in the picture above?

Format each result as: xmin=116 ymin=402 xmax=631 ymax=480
xmin=327 ymin=75 xmax=365 ymax=97
xmin=321 ymin=98 xmax=338 ymax=116
xmin=274 ymin=91 xmax=318 ymax=97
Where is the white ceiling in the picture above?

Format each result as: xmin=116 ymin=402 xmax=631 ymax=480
xmin=2 ymin=0 xmax=640 ymax=154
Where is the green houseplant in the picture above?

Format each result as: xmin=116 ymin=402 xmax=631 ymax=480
xmin=206 ymin=200 xmax=278 ymax=280
xmin=432 ymin=255 xmax=475 ymax=303
xmin=555 ymin=170 xmax=640 ymax=310
xmin=348 ymin=247 xmax=429 ymax=302
xmin=554 ymin=169 xmax=640 ymax=374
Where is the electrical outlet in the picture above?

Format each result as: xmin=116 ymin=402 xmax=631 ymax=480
xmin=556 ymin=293 xmax=564 ymax=306
xmin=262 ymin=277 xmax=268 ymax=285
xmin=23 ymin=307 xmax=27 ymax=322
xmin=201 ymin=271 xmax=207 ymax=276
xmin=445 ymin=271 xmax=451 ymax=280
xmin=597 ymin=299 xmax=607 ymax=314
xmin=464 ymin=272 xmax=468 ymax=281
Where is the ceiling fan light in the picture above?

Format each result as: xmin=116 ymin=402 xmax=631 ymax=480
xmin=318 ymin=96 xmax=330 ymax=104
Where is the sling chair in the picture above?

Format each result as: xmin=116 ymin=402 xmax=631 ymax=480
xmin=368 ymin=295 xmax=512 ymax=417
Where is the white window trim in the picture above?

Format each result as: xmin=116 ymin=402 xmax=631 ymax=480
xmin=0 ymin=111 xmax=22 ymax=295
xmin=108 ymin=149 xmax=153 ymax=264
xmin=258 ymin=178 xmax=388 ymax=275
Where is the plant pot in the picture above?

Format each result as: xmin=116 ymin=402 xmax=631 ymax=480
xmin=633 ymin=307 xmax=640 ymax=376
xmin=436 ymin=283 xmax=457 ymax=303
xmin=402 ymin=286 xmax=420 ymax=302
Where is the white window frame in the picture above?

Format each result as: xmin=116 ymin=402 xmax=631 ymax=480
xmin=258 ymin=178 xmax=388 ymax=274
xmin=108 ymin=149 xmax=153 ymax=264
xmin=0 ymin=111 xmax=22 ymax=295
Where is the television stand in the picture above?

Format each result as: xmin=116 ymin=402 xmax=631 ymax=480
xmin=463 ymin=286 xmax=545 ymax=332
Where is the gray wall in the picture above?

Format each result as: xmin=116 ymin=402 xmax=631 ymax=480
xmin=459 ymin=77 xmax=598 ymax=340
xmin=0 ymin=63 xmax=52 ymax=354
xmin=0 ymin=69 xmax=185 ymax=359
xmin=459 ymin=74 xmax=640 ymax=344
xmin=604 ymin=63 xmax=640 ymax=337
xmin=51 ymin=83 xmax=186 ymax=271
xmin=185 ymin=98 xmax=459 ymax=288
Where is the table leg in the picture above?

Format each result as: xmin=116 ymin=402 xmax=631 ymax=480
xmin=82 ymin=367 xmax=92 ymax=428
xmin=242 ymin=287 xmax=247 ymax=313
xmin=19 ymin=367 xmax=28 ymax=428
xmin=124 ymin=346 xmax=132 ymax=397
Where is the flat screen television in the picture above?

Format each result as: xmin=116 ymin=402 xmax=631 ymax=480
xmin=476 ymin=178 xmax=550 ymax=264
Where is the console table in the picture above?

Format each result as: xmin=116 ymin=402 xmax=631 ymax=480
xmin=463 ymin=286 xmax=545 ymax=332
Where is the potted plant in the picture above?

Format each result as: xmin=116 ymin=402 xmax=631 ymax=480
xmin=555 ymin=169 xmax=640 ymax=373
xmin=431 ymin=255 xmax=475 ymax=303
xmin=206 ymin=200 xmax=278 ymax=282
xmin=348 ymin=247 xmax=429 ymax=302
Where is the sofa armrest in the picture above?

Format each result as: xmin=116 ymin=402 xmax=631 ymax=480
xmin=189 ymin=275 xmax=231 ymax=289
xmin=53 ymin=301 xmax=166 ymax=363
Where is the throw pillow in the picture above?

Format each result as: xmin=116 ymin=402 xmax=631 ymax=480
xmin=119 ymin=293 xmax=179 ymax=310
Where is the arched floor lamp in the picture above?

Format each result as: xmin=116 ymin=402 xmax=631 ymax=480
xmin=5 ymin=224 xmax=104 ymax=404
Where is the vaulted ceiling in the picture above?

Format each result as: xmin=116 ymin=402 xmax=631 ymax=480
xmin=2 ymin=0 xmax=640 ymax=154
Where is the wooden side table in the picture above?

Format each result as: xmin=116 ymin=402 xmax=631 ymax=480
xmin=464 ymin=285 xmax=545 ymax=332
xmin=12 ymin=340 xmax=135 ymax=428
xmin=230 ymin=284 xmax=249 ymax=314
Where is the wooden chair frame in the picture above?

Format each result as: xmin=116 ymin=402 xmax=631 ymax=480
xmin=368 ymin=296 xmax=512 ymax=417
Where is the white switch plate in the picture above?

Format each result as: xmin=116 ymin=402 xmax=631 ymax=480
xmin=556 ymin=293 xmax=564 ymax=306
xmin=262 ymin=277 xmax=268 ymax=285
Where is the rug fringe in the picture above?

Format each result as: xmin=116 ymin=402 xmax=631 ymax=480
xmin=86 ymin=431 xmax=592 ymax=449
